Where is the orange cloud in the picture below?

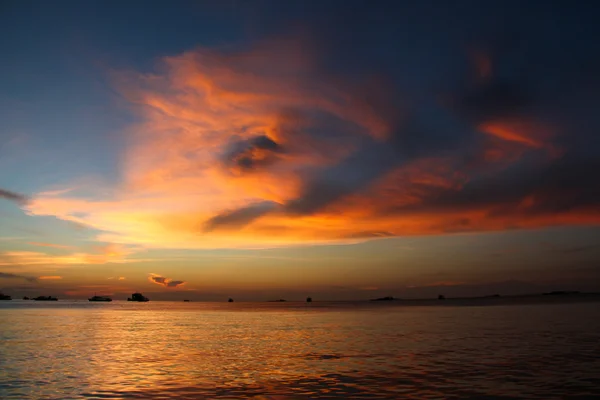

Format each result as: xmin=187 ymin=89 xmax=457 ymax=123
xmin=28 ymin=242 xmax=73 ymax=249
xmin=148 ymin=273 xmax=185 ymax=288
xmin=0 ymin=244 xmax=144 ymax=267
xmin=20 ymin=39 xmax=600 ymax=250
xmin=0 ymin=251 xmax=88 ymax=266
xmin=38 ymin=276 xmax=62 ymax=280
xmin=479 ymin=122 xmax=544 ymax=148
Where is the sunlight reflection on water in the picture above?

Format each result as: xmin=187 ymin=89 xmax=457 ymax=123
xmin=1 ymin=301 xmax=599 ymax=399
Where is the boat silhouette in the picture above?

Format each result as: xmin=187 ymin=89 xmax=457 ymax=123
xmin=33 ymin=296 xmax=58 ymax=301
xmin=127 ymin=292 xmax=149 ymax=302
xmin=89 ymin=295 xmax=112 ymax=302
xmin=0 ymin=293 xmax=12 ymax=300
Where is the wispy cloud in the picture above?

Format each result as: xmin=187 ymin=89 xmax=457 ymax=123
xmin=27 ymin=242 xmax=74 ymax=250
xmin=37 ymin=188 xmax=76 ymax=197
xmin=0 ymin=271 xmax=37 ymax=282
xmin=0 ymin=244 xmax=145 ymax=267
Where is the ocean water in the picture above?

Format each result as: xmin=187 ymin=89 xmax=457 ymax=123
xmin=1 ymin=299 xmax=599 ymax=399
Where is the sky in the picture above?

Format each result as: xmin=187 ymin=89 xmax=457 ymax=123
xmin=1 ymin=0 xmax=599 ymax=300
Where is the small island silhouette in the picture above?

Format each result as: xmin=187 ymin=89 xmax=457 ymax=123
xmin=370 ymin=296 xmax=397 ymax=301
xmin=33 ymin=296 xmax=57 ymax=301
xmin=543 ymin=291 xmax=580 ymax=296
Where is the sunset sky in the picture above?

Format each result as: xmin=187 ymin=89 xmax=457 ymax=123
xmin=1 ymin=1 xmax=599 ymax=300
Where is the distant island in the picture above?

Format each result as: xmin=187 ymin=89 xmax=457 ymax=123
xmin=0 ymin=291 xmax=597 ymax=304
xmin=33 ymin=296 xmax=57 ymax=301
xmin=370 ymin=296 xmax=397 ymax=301
xmin=363 ymin=291 xmax=600 ymax=305
xmin=543 ymin=291 xmax=580 ymax=296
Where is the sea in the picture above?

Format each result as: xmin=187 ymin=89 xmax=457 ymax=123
xmin=1 ymin=297 xmax=599 ymax=399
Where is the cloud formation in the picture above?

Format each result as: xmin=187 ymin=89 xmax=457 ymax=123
xmin=0 ymin=188 xmax=28 ymax=205
xmin=203 ymin=201 xmax=279 ymax=232
xmin=222 ymin=135 xmax=284 ymax=174
xmin=0 ymin=244 xmax=142 ymax=267
xmin=21 ymin=14 xmax=600 ymax=250
xmin=28 ymin=242 xmax=74 ymax=250
xmin=0 ymin=272 xmax=37 ymax=282
xmin=148 ymin=273 xmax=185 ymax=288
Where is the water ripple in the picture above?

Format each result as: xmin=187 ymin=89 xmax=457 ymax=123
xmin=1 ymin=301 xmax=599 ymax=399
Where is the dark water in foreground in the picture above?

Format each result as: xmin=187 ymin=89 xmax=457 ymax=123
xmin=1 ymin=299 xmax=599 ymax=399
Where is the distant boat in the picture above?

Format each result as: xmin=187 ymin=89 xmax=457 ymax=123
xmin=306 ymin=297 xmax=312 ymax=303
xmin=23 ymin=296 xmax=30 ymax=300
xmin=438 ymin=294 xmax=446 ymax=300
xmin=370 ymin=296 xmax=397 ymax=301
xmin=127 ymin=292 xmax=149 ymax=302
xmin=228 ymin=298 xmax=234 ymax=303
xmin=268 ymin=299 xmax=286 ymax=302
xmin=0 ymin=293 xmax=12 ymax=300
xmin=183 ymin=299 xmax=190 ymax=302
xmin=33 ymin=296 xmax=57 ymax=301
xmin=89 ymin=295 xmax=112 ymax=302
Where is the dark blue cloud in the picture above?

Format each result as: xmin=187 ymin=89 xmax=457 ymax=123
xmin=222 ymin=135 xmax=283 ymax=172
xmin=204 ymin=201 xmax=279 ymax=232
xmin=0 ymin=272 xmax=37 ymax=282
xmin=0 ymin=188 xmax=28 ymax=205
